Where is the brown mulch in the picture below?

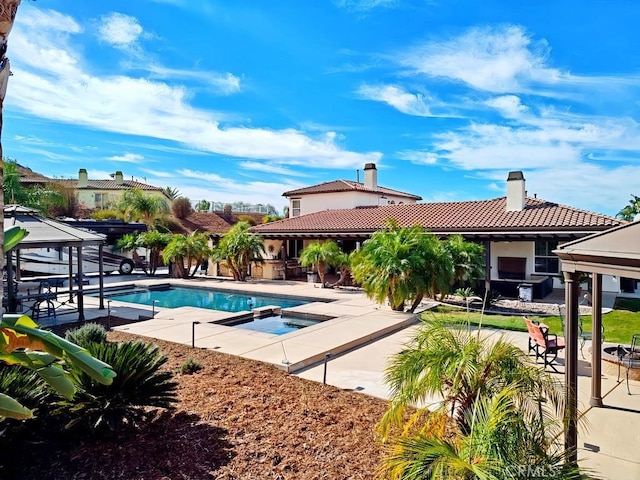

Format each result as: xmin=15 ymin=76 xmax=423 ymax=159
xmin=5 ymin=319 xmax=389 ymax=480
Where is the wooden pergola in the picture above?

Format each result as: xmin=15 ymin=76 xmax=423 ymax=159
xmin=554 ymin=220 xmax=640 ymax=461
xmin=4 ymin=205 xmax=107 ymax=321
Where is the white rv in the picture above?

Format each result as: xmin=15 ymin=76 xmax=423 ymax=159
xmin=17 ymin=246 xmax=136 ymax=276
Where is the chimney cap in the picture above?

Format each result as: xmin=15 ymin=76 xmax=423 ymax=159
xmin=507 ymin=171 xmax=525 ymax=181
xmin=364 ymin=163 xmax=377 ymax=171
xmin=79 ymin=168 xmax=87 ymax=173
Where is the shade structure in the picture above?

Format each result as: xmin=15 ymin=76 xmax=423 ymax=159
xmin=554 ymin=219 xmax=640 ymax=462
xmin=3 ymin=205 xmax=107 ymax=320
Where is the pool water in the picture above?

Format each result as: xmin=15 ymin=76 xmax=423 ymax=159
xmin=99 ymin=286 xmax=306 ymax=312
xmin=226 ymin=315 xmax=321 ymax=335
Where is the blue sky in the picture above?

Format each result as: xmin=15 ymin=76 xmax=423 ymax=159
xmin=4 ymin=0 xmax=640 ymax=216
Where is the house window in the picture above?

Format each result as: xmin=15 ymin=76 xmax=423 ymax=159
xmin=534 ymin=240 xmax=559 ymax=274
xmin=286 ymin=239 xmax=304 ymax=258
xmin=94 ymin=193 xmax=103 ymax=208
xmin=291 ymin=198 xmax=301 ymax=217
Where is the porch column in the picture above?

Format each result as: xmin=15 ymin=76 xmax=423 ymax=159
xmin=563 ymin=271 xmax=580 ymax=462
xmin=590 ymin=273 xmax=603 ymax=407
xmin=281 ymin=240 xmax=288 ymax=280
xmin=484 ymin=240 xmax=491 ymax=293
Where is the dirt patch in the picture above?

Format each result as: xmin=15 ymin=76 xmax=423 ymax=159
xmin=5 ymin=323 xmax=389 ymax=480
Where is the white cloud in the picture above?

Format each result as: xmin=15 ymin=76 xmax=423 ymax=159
xmin=8 ymin=7 xmax=378 ymax=170
xmin=485 ymin=95 xmax=528 ymax=118
xmin=396 ymin=150 xmax=438 ymax=165
xmin=97 ymin=13 xmax=143 ymax=48
xmin=399 ymin=25 xmax=562 ymax=93
xmin=358 ymin=84 xmax=433 ymax=116
xmin=107 ymin=153 xmax=145 ymax=163
xmin=484 ymin=165 xmax=640 ymax=215
xmin=143 ymin=64 xmax=241 ymax=95
xmin=238 ymin=162 xmax=310 ymax=177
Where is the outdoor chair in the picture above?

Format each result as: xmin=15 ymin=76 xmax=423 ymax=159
xmin=524 ymin=316 xmax=565 ymax=373
xmin=558 ymin=305 xmax=604 ymax=359
xmin=617 ymin=335 xmax=640 ymax=395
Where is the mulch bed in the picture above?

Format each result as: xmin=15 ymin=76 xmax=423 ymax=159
xmin=3 ymin=319 xmax=389 ymax=480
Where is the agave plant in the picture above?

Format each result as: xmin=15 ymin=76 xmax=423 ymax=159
xmin=63 ymin=340 xmax=178 ymax=433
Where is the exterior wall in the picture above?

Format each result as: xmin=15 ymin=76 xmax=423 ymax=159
xmin=289 ymin=191 xmax=417 ymax=217
xmin=77 ymin=189 xmax=170 ymax=210
xmin=490 ymin=241 xmax=534 ymax=280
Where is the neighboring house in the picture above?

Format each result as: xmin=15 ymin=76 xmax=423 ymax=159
xmin=252 ymin=171 xmax=624 ymax=297
xmin=56 ymin=169 xmax=171 ymax=210
xmin=283 ymin=163 xmax=421 ymax=218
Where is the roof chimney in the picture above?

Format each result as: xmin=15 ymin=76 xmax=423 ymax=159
xmin=115 ymin=171 xmax=124 ymax=185
xmin=364 ymin=163 xmax=377 ymax=191
xmin=506 ymin=171 xmax=526 ymax=211
xmin=78 ymin=168 xmax=88 ymax=188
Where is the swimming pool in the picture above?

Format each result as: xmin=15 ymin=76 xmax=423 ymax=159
xmin=97 ymin=285 xmax=307 ymax=312
xmin=222 ymin=315 xmax=321 ymax=335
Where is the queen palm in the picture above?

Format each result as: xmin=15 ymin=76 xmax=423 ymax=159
xmin=118 ymin=188 xmax=169 ymax=226
xmin=216 ymin=221 xmax=265 ymax=281
xmin=352 ymin=221 xmax=454 ymax=311
xmin=443 ymin=235 xmax=485 ymax=291
xmin=377 ymin=320 xmax=580 ymax=479
xmin=162 ymin=231 xmax=212 ymax=278
xmin=299 ymin=240 xmax=343 ymax=287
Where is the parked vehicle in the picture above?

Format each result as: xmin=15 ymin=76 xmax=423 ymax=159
xmin=16 ymin=246 xmax=136 ymax=276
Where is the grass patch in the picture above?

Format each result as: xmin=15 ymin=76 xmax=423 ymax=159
xmin=423 ymin=304 xmax=640 ymax=345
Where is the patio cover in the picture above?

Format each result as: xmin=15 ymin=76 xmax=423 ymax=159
xmin=555 ymin=219 xmax=640 ymax=461
xmin=4 ymin=205 xmax=107 ymax=320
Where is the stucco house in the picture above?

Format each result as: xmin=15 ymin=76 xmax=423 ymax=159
xmin=56 ymin=169 xmax=171 ymax=210
xmin=251 ymin=171 xmax=624 ymax=298
xmin=283 ymin=163 xmax=421 ymax=218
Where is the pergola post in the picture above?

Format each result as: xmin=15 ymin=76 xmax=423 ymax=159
xmin=77 ymin=246 xmax=84 ymax=322
xmin=98 ymin=245 xmax=105 ymax=310
xmin=67 ymin=246 xmax=74 ymax=304
xmin=563 ymin=271 xmax=580 ymax=462
xmin=590 ymin=273 xmax=603 ymax=407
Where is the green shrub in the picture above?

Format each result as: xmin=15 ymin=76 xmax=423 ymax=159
xmin=62 ymin=340 xmax=178 ymax=434
xmin=236 ymin=214 xmax=256 ymax=226
xmin=90 ymin=209 xmax=121 ymax=221
xmin=64 ymin=323 xmax=108 ymax=347
xmin=171 ymin=196 xmax=193 ymax=219
xmin=179 ymin=358 xmax=203 ymax=375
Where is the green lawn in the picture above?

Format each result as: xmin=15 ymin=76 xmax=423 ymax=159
xmin=422 ymin=304 xmax=640 ymax=345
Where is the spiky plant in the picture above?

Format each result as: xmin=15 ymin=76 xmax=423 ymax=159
xmin=64 ymin=323 xmax=108 ymax=348
xmin=63 ymin=341 xmax=178 ymax=434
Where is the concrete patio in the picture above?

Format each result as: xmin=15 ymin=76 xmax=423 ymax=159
xmin=27 ymin=275 xmax=640 ymax=479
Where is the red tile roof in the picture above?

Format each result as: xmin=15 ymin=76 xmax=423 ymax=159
xmin=180 ymin=212 xmax=233 ymax=234
xmin=56 ymin=179 xmax=164 ymax=192
xmin=282 ymin=180 xmax=422 ymax=200
xmin=251 ymin=197 xmax=622 ymax=236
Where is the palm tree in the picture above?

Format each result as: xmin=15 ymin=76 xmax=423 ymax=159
xmin=443 ymin=234 xmax=485 ymax=291
xmin=162 ymin=231 xmax=212 ymax=278
xmin=299 ymin=240 xmax=343 ymax=287
xmin=216 ymin=221 xmax=265 ymax=281
xmin=118 ymin=188 xmax=169 ymax=226
xmin=616 ymin=194 xmax=640 ymax=221
xmin=163 ymin=186 xmax=180 ymax=200
xmin=117 ymin=230 xmax=172 ymax=276
xmin=352 ymin=221 xmax=453 ymax=311
xmin=377 ymin=320 xmax=580 ymax=479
